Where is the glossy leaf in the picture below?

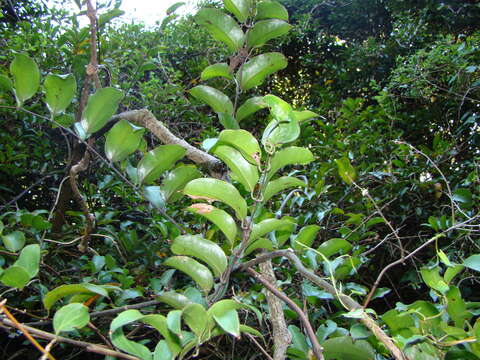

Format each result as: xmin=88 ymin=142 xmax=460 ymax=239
xmin=263 ymin=176 xmax=307 ymax=202
xmin=182 ymin=303 xmax=208 ymax=338
xmin=420 ymin=266 xmax=449 ymax=293
xmin=137 ymin=145 xmax=186 ymax=184
xmin=291 ymin=225 xmax=320 ymax=251
xmin=10 ymin=53 xmax=40 ymax=106
xmin=110 ymin=310 xmax=152 ymax=360
xmin=446 ymin=286 xmax=470 ymax=327
xmin=238 ymin=53 xmax=287 ymax=91
xmin=267 ymin=146 xmax=314 ymax=180
xmin=224 ymin=0 xmax=249 ymax=22
xmin=201 ymin=62 xmax=233 ymax=81
xmin=444 ymin=264 xmax=464 ymax=284
xmin=195 ymin=8 xmax=245 ymax=52
xmin=256 ymin=1 xmax=289 ymax=21
xmin=335 ymin=158 xmax=356 ymax=185
xmin=0 ymin=74 xmax=13 ymax=93
xmin=80 ymin=87 xmax=123 ymax=135
xmin=44 ymin=74 xmax=76 ymax=116
xmin=215 ymin=129 xmax=262 ymax=165
xmin=213 ymin=145 xmax=259 ymax=192
xmin=236 ymin=96 xmax=267 ymax=122
xmin=105 ymin=119 xmax=145 ymax=162
xmin=161 ymin=165 xmax=202 ymax=203
xmin=261 ymin=94 xmax=300 ymax=145
xmin=244 ymin=238 xmax=273 ymax=256
xmin=156 ymin=291 xmax=193 ymax=310
xmin=0 ymin=266 xmax=31 ymax=289
xmin=164 ymin=256 xmax=214 ymax=293
xmin=184 ymin=178 xmax=247 ymax=219
xmin=171 ymin=235 xmax=227 ymax=277
xmin=14 ymin=244 xmax=40 ymax=277
xmin=317 ymin=238 xmax=352 ymax=258
xmin=189 ymin=85 xmax=234 ymax=114
xmin=144 ymin=186 xmax=166 ymax=210
xmin=2 ymin=231 xmax=25 ymax=252
xmin=53 ymin=303 xmax=90 ymax=334
xmin=322 ymin=336 xmax=375 ymax=360
xmin=208 ymin=300 xmax=242 ymax=337
xmin=218 ymin=112 xmax=239 ymax=129
xmin=43 ymin=283 xmax=109 ymax=310
xmin=293 ymin=110 xmax=319 ymax=123
xmin=463 ymin=254 xmax=480 ymax=271
xmin=166 ymin=310 xmax=183 ymax=337
xmin=154 ymin=340 xmax=174 ymax=360
xmin=187 ymin=204 xmax=237 ymax=245
xmin=250 ymin=218 xmax=294 ymax=242
xmin=247 ymin=19 xmax=291 ymax=48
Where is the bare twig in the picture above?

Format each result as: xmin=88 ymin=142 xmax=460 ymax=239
xmin=246 ymin=268 xmax=324 ymax=360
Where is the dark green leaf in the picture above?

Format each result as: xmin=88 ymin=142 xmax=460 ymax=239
xmin=105 ymin=119 xmax=145 ymax=162
xmin=80 ymin=87 xmax=123 ymax=135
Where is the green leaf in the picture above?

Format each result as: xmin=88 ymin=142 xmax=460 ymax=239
xmin=189 ymin=85 xmax=234 ymax=115
xmin=291 ymin=225 xmax=320 ymax=251
xmin=98 ymin=8 xmax=125 ymax=27
xmin=53 ymin=303 xmax=90 ymax=334
xmin=44 ymin=74 xmax=77 ymax=116
xmin=171 ymin=235 xmax=227 ymax=277
xmin=444 ymin=264 xmax=464 ymax=284
xmin=43 ymin=283 xmax=109 ymax=310
xmin=263 ymin=176 xmax=307 ymax=202
xmin=156 ymin=291 xmax=193 ymax=310
xmin=453 ymin=188 xmax=473 ymax=208
xmin=0 ymin=266 xmax=31 ymax=289
xmin=244 ymin=238 xmax=273 ymax=256
xmin=335 ymin=158 xmax=356 ymax=185
xmin=143 ymin=315 xmax=183 ymax=356
xmin=288 ymin=325 xmax=309 ymax=354
xmin=464 ymin=254 xmax=480 ymax=272
xmin=0 ymin=74 xmax=13 ymax=93
xmin=420 ymin=266 xmax=449 ymax=294
xmin=247 ymin=19 xmax=291 ymax=48
xmin=153 ymin=340 xmax=174 ymax=360
xmin=250 ymin=218 xmax=294 ymax=242
xmin=166 ymin=2 xmax=185 ymax=15
xmin=195 ymin=8 xmax=245 ymax=52
xmin=2 ymin=231 xmax=25 ymax=252
xmin=208 ymin=300 xmax=241 ymax=337
xmin=14 ymin=244 xmax=40 ymax=277
xmin=267 ymin=146 xmax=314 ymax=180
xmin=322 ymin=336 xmax=375 ymax=360
xmin=218 ymin=112 xmax=240 ymax=129
xmin=161 ymin=165 xmax=202 ymax=203
xmin=201 ymin=63 xmax=233 ymax=81
xmin=137 ymin=145 xmax=186 ymax=184
xmin=261 ymin=95 xmax=300 ymax=146
xmin=238 ymin=52 xmax=287 ymax=90
xmin=166 ymin=310 xmax=183 ymax=337
xmin=110 ymin=310 xmax=152 ymax=360
xmin=215 ymin=129 xmax=262 ymax=165
xmin=10 ymin=53 xmax=40 ymax=106
xmin=164 ymin=256 xmax=214 ymax=293
xmin=80 ymin=87 xmax=123 ymax=135
xmin=144 ymin=186 xmax=166 ymax=210
xmin=317 ymin=238 xmax=352 ymax=258
xmin=236 ymin=96 xmax=267 ymax=122
xmin=446 ymin=286 xmax=470 ymax=327
xmin=293 ymin=110 xmax=319 ymax=123
xmin=187 ymin=204 xmax=237 ymax=245
xmin=224 ymin=0 xmax=249 ymax=22
xmin=239 ymin=324 xmax=263 ymax=338
xmin=184 ymin=178 xmax=247 ymax=219
xmin=182 ymin=303 xmax=209 ymax=338
xmin=105 ymin=120 xmax=145 ymax=162
xmin=256 ymin=1 xmax=289 ymax=21
xmin=213 ymin=145 xmax=259 ymax=192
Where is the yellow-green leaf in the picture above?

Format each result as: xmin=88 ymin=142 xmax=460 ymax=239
xmin=201 ymin=63 xmax=233 ymax=81
xmin=263 ymin=176 xmax=307 ymax=202
xmin=137 ymin=145 xmax=186 ymax=184
xmin=187 ymin=204 xmax=237 ymax=245
xmin=105 ymin=119 xmax=145 ymax=162
xmin=44 ymin=74 xmax=77 ymax=116
xmin=80 ymin=87 xmax=123 ymax=135
xmin=215 ymin=129 xmax=262 ymax=165
xmin=256 ymin=1 xmax=289 ymax=21
xmin=236 ymin=96 xmax=267 ymax=122
xmin=10 ymin=53 xmax=40 ymax=106
xmin=224 ymin=0 xmax=249 ymax=22
xmin=53 ymin=303 xmax=90 ymax=334
xmin=247 ymin=19 xmax=291 ymax=48
xmin=189 ymin=85 xmax=234 ymax=114
xmin=238 ymin=52 xmax=287 ymax=91
xmin=164 ymin=256 xmax=214 ymax=293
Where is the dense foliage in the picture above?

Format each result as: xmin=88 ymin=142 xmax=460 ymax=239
xmin=0 ymin=0 xmax=479 ymax=359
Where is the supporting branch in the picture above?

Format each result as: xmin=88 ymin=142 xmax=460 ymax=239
xmin=240 ymin=249 xmax=408 ymax=360
xmin=113 ymin=109 xmax=223 ymax=177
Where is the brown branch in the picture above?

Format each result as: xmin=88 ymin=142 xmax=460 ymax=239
xmin=240 ymin=249 xmax=408 ymax=360
xmin=246 ymin=268 xmax=324 ymax=360
xmin=0 ymin=316 xmax=139 ymax=360
xmin=113 ymin=109 xmax=223 ymax=177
